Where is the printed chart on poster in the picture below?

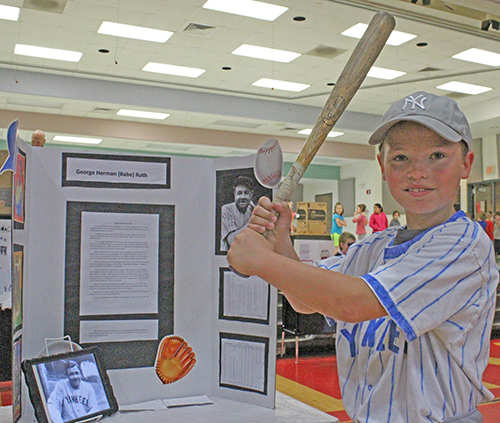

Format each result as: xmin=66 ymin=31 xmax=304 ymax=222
xmin=219 ymin=333 xmax=269 ymax=395
xmin=218 ymin=268 xmax=270 ymax=324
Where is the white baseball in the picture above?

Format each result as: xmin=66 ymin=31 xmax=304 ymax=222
xmin=254 ymin=137 xmax=283 ymax=188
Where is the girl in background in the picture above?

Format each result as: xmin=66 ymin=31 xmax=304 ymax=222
xmin=352 ymin=204 xmax=368 ymax=240
xmin=369 ymin=203 xmax=388 ymax=233
xmin=331 ymin=202 xmax=347 ymax=254
xmin=389 ymin=210 xmax=401 ymax=227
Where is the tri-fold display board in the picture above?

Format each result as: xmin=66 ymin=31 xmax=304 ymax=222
xmin=12 ymin=141 xmax=277 ymax=422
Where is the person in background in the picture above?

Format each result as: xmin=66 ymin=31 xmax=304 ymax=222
xmin=389 ymin=210 xmax=401 ymax=227
xmin=288 ymin=201 xmax=297 ymax=235
xmin=477 ymin=213 xmax=494 ymax=241
xmin=31 ymin=130 xmax=46 ymax=147
xmin=369 ymin=202 xmax=388 ymax=233
xmin=494 ymin=212 xmax=500 ymax=258
xmin=335 ymin=232 xmax=356 ymax=256
xmin=330 ymin=202 xmax=346 ymax=255
xmin=352 ymin=204 xmax=367 ymax=241
xmin=484 ymin=213 xmax=494 ymax=242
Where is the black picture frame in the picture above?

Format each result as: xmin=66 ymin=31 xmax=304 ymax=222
xmin=21 ymin=347 xmax=118 ymax=423
xmin=215 ymin=168 xmax=272 ymax=255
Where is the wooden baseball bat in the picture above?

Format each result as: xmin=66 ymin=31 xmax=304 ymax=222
xmin=229 ymin=12 xmax=395 ymax=277
xmin=274 ymin=11 xmax=395 ymax=203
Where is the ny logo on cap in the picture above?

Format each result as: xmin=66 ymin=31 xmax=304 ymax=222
xmin=402 ymin=94 xmax=426 ymax=111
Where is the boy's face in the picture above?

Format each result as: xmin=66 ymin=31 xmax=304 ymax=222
xmin=340 ymin=239 xmax=354 ymax=255
xmin=377 ymin=122 xmax=473 ymax=229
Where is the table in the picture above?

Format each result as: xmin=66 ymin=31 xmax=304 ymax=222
xmin=0 ymin=392 xmax=339 ymax=423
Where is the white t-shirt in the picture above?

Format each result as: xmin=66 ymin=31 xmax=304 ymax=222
xmin=316 ymin=211 xmax=498 ymax=423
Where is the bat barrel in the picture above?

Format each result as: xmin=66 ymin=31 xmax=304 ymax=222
xmin=274 ymin=11 xmax=395 ymax=204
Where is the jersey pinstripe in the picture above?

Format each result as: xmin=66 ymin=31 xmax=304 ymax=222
xmin=315 ymin=211 xmax=498 ymax=423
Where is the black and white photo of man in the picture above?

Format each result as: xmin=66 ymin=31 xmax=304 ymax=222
xmin=220 ymin=176 xmax=256 ymax=251
xmin=215 ymin=168 xmax=271 ymax=255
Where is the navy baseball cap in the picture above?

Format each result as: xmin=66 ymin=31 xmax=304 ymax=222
xmin=368 ymin=91 xmax=472 ymax=150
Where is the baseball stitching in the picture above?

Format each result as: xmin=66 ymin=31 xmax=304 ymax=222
xmin=258 ymin=140 xmax=278 ymax=155
xmin=260 ymin=170 xmax=280 ymax=185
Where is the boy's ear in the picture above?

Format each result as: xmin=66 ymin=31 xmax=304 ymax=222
xmin=461 ymin=151 xmax=474 ymax=180
xmin=377 ymin=153 xmax=387 ymax=181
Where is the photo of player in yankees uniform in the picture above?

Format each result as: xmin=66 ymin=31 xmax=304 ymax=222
xmin=46 ymin=360 xmax=97 ymax=423
xmin=215 ymin=168 xmax=271 ymax=255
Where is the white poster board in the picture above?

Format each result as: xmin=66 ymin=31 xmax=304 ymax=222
xmin=14 ymin=143 xmax=277 ymax=422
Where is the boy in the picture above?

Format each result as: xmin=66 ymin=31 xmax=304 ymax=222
xmin=228 ymin=91 xmax=498 ymax=423
xmin=335 ymin=231 xmax=355 ymax=256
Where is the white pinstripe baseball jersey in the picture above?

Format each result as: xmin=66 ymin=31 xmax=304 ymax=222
xmin=316 ymin=211 xmax=498 ymax=423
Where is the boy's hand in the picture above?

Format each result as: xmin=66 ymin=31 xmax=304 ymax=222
xmin=248 ymin=197 xmax=292 ymax=251
xmin=227 ymin=196 xmax=295 ymax=275
xmin=227 ymin=226 xmax=274 ymax=276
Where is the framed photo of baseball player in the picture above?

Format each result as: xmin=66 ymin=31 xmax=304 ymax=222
xmin=21 ymin=347 xmax=118 ymax=423
xmin=215 ymin=168 xmax=272 ymax=255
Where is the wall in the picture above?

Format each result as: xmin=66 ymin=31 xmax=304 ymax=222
xmin=482 ymin=135 xmax=499 ymax=181
xmin=340 ymin=159 xmax=385 ymax=234
xmin=302 ymin=180 xmax=338 ymax=204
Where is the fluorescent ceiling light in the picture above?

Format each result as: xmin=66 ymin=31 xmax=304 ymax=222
xmin=252 ymin=78 xmax=309 ymax=92
xmin=232 ymin=44 xmax=300 ymax=63
xmin=98 ymin=21 xmax=173 ymax=43
xmin=437 ymin=81 xmax=492 ymax=95
xmin=143 ymin=62 xmax=205 ymax=78
xmin=341 ymin=23 xmax=416 ymax=46
xmin=53 ymin=136 xmax=102 ymax=144
xmin=14 ymin=44 xmax=82 ymax=62
xmin=0 ymin=5 xmax=20 ymax=21
xmin=452 ymin=48 xmax=500 ymax=67
xmin=367 ymin=66 xmax=406 ymax=80
xmin=203 ymin=0 xmax=288 ymax=21
xmin=117 ymin=109 xmax=170 ymax=120
xmin=298 ymin=129 xmax=343 ymax=138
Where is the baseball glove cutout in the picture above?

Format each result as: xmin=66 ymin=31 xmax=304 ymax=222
xmin=155 ymin=335 xmax=196 ymax=384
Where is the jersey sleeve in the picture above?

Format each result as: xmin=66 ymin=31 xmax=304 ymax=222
xmin=361 ymin=221 xmax=497 ymax=342
xmin=220 ymin=204 xmax=234 ymax=242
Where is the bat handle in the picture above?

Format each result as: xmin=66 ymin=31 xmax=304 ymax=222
xmin=274 ymin=161 xmax=304 ymax=203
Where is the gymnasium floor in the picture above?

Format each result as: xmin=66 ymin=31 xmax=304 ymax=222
xmin=276 ymin=337 xmax=500 ymax=423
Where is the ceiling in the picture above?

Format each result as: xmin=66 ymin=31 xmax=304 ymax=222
xmin=1 ymin=0 xmax=500 ymax=168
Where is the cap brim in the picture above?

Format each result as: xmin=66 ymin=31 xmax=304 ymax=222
xmin=369 ymin=116 xmax=463 ymax=145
